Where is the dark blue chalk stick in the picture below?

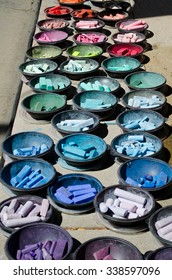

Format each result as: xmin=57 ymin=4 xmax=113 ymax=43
xmin=54 ymin=192 xmax=74 ymax=204
xmin=73 ymin=187 xmax=96 ymax=197
xmin=144 ymin=175 xmax=153 ymax=181
xmin=156 ymin=171 xmax=168 ymax=187
xmin=73 ymin=192 xmax=95 ymax=204
xmin=16 ymin=165 xmax=32 ymax=183
xmin=25 ymin=174 xmax=43 ymax=188
xmin=143 ymin=180 xmax=156 ymax=188
xmin=67 ymin=184 xmax=92 ymax=192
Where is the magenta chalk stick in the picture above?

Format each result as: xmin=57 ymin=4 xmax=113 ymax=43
xmin=93 ymin=245 xmax=110 ymax=260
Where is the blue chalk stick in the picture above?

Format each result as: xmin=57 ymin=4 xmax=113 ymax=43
xmin=55 ymin=186 xmax=73 ymax=198
xmin=73 ymin=192 xmax=95 ymax=204
xmin=62 ymin=144 xmax=87 ymax=158
xmin=72 ymin=187 xmax=96 ymax=197
xmin=28 ymin=169 xmax=41 ymax=180
xmin=54 ymin=192 xmax=73 ymax=204
xmin=125 ymin=177 xmax=141 ymax=187
xmin=156 ymin=171 xmax=168 ymax=187
xmin=16 ymin=176 xmax=30 ymax=188
xmin=67 ymin=184 xmax=92 ymax=192
xmin=30 ymin=177 xmax=48 ymax=188
xmin=10 ymin=176 xmax=18 ymax=186
xmin=26 ymin=174 xmax=43 ymax=188
xmin=16 ymin=165 xmax=32 ymax=183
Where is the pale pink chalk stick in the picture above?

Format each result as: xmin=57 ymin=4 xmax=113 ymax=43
xmin=118 ymin=197 xmax=144 ymax=208
xmin=163 ymin=231 xmax=172 ymax=241
xmin=126 ymin=25 xmax=146 ymax=30
xmin=157 ymin=222 xmax=172 ymax=237
xmin=108 ymin=205 xmax=128 ymax=217
xmin=40 ymin=199 xmax=49 ymax=218
xmin=125 ymin=20 xmax=143 ymax=28
xmin=0 ymin=206 xmax=8 ymax=219
xmin=155 ymin=216 xmax=172 ymax=230
xmin=7 ymin=199 xmax=19 ymax=214
xmin=17 ymin=201 xmax=34 ymax=217
xmin=128 ymin=212 xmax=139 ymax=219
xmin=114 ymin=188 xmax=147 ymax=205
xmin=28 ymin=204 xmax=41 ymax=217
xmin=3 ymin=216 xmax=41 ymax=228
xmin=136 ymin=207 xmax=148 ymax=216
xmin=2 ymin=213 xmax=21 ymax=221
xmin=120 ymin=202 xmax=137 ymax=213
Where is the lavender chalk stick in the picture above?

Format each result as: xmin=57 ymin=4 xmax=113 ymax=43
xmin=40 ymin=199 xmax=49 ymax=218
xmin=73 ymin=187 xmax=96 ymax=197
xmin=155 ymin=216 xmax=172 ymax=230
xmin=7 ymin=198 xmax=19 ymax=214
xmin=3 ymin=216 xmax=41 ymax=228
xmin=18 ymin=201 xmax=34 ymax=217
xmin=157 ymin=222 xmax=172 ymax=237
xmin=108 ymin=205 xmax=128 ymax=218
xmin=114 ymin=188 xmax=147 ymax=206
xmin=72 ymin=192 xmax=95 ymax=204
xmin=52 ymin=239 xmax=67 ymax=260
xmin=99 ymin=202 xmax=108 ymax=213
xmin=67 ymin=184 xmax=92 ymax=192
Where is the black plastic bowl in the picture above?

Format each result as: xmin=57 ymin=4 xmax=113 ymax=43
xmin=72 ymin=90 xmax=118 ymax=120
xmin=104 ymin=1 xmax=132 ymax=12
xmin=66 ymin=44 xmax=103 ymax=60
xmin=73 ymin=236 xmax=143 ymax=259
xmin=34 ymin=30 xmax=68 ymax=45
xmin=2 ymin=131 xmax=54 ymax=160
xmin=94 ymin=184 xmax=156 ymax=227
xmin=148 ymin=206 xmax=172 ymax=247
xmin=51 ymin=109 xmax=100 ymax=135
xmin=48 ymin=173 xmax=103 ymax=210
xmin=26 ymin=45 xmax=62 ymax=60
xmin=0 ymin=158 xmax=57 ymax=195
xmin=55 ymin=133 xmax=108 ymax=167
xmin=101 ymin=56 xmax=141 ymax=78
xmin=116 ymin=109 xmax=165 ymax=133
xmin=121 ymin=90 xmax=166 ymax=111
xmin=5 ymin=223 xmax=73 ymax=260
xmin=145 ymin=246 xmax=172 ymax=260
xmin=72 ymin=19 xmax=105 ymax=32
xmin=37 ymin=18 xmax=69 ymax=31
xmin=110 ymin=131 xmax=163 ymax=161
xmin=19 ymin=59 xmax=58 ymax=78
xmin=21 ymin=93 xmax=67 ymax=120
xmin=73 ymin=31 xmax=108 ymax=46
xmin=60 ymin=58 xmax=99 ymax=80
xmin=112 ymin=31 xmax=146 ymax=44
xmin=118 ymin=158 xmax=172 ymax=199
xmin=77 ymin=76 xmax=120 ymax=94
xmin=115 ymin=19 xmax=149 ymax=33
xmin=0 ymin=195 xmax=53 ymax=234
xmin=124 ymin=71 xmax=167 ymax=90
xmin=28 ymin=74 xmax=71 ymax=94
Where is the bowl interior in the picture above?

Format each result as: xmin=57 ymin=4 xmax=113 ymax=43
xmin=22 ymin=93 xmax=66 ymax=112
xmin=98 ymin=10 xmax=128 ymax=22
xmin=146 ymin=246 xmax=172 ymax=260
xmin=51 ymin=110 xmax=100 ymax=134
xmin=5 ymin=223 xmax=73 ymax=260
xmin=125 ymin=72 xmax=166 ymax=89
xmin=116 ymin=19 xmax=148 ymax=32
xmin=67 ymin=45 xmax=103 ymax=58
xmin=0 ymin=159 xmax=56 ymax=191
xmin=2 ymin=132 xmax=54 ymax=159
xmin=37 ymin=19 xmax=69 ymax=30
xmin=116 ymin=109 xmax=164 ymax=132
xmin=34 ymin=30 xmax=68 ymax=43
xmin=107 ymin=43 xmax=143 ymax=57
xmin=118 ymin=158 xmax=172 ymax=191
xmin=29 ymin=74 xmax=71 ymax=92
xmin=73 ymin=19 xmax=105 ymax=31
xmin=74 ymin=236 xmax=143 ymax=259
xmin=19 ymin=59 xmax=58 ymax=76
xmin=60 ymin=58 xmax=99 ymax=74
xmin=26 ymin=45 xmax=62 ymax=60
xmin=94 ymin=185 xmax=155 ymax=225
xmin=112 ymin=32 xmax=146 ymax=43
xmin=48 ymin=173 xmax=103 ymax=208
xmin=77 ymin=76 xmax=120 ymax=93
xmin=102 ymin=57 xmax=141 ymax=73
xmin=55 ymin=133 xmax=107 ymax=162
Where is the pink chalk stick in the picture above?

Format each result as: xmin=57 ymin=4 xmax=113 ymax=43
xmin=40 ymin=199 xmax=49 ymax=218
xmin=0 ymin=206 xmax=8 ymax=219
xmin=108 ymin=205 xmax=128 ymax=218
xmin=28 ymin=204 xmax=41 ymax=217
xmin=114 ymin=188 xmax=147 ymax=206
xmin=7 ymin=198 xmax=19 ymax=214
xmin=126 ymin=25 xmax=146 ymax=30
xmin=93 ymin=245 xmax=110 ymax=260
xmin=155 ymin=216 xmax=172 ymax=230
xmin=125 ymin=20 xmax=143 ymax=28
xmin=3 ymin=216 xmax=41 ymax=228
xmin=157 ymin=222 xmax=172 ymax=237
xmin=128 ymin=212 xmax=139 ymax=219
xmin=103 ymin=254 xmax=114 ymax=260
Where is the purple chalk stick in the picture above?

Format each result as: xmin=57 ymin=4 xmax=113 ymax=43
xmin=93 ymin=245 xmax=110 ymax=260
xmin=49 ymin=240 xmax=57 ymax=256
xmin=54 ymin=192 xmax=74 ymax=204
xmin=35 ymin=248 xmax=43 ymax=260
xmin=67 ymin=184 xmax=92 ymax=192
xmin=22 ymin=243 xmax=38 ymax=254
xmin=16 ymin=250 xmax=22 ymax=260
xmin=56 ymin=186 xmax=73 ymax=198
xmin=53 ymin=239 xmax=67 ymax=260
xmin=73 ymin=192 xmax=95 ymax=204
xmin=73 ymin=188 xmax=96 ymax=197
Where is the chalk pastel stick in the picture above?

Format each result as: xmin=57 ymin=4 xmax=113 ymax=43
xmin=17 ymin=201 xmax=34 ymax=217
xmin=73 ymin=187 xmax=96 ymax=197
xmin=155 ymin=216 xmax=172 ymax=230
xmin=114 ymin=188 xmax=147 ymax=206
xmin=3 ymin=215 xmax=41 ymax=228
xmin=2 ymin=213 xmax=21 ymax=222
xmin=0 ymin=206 xmax=9 ymax=219
xmin=16 ymin=165 xmax=32 ymax=183
xmin=28 ymin=204 xmax=41 ymax=217
xmin=136 ymin=207 xmax=148 ymax=216
xmin=73 ymin=192 xmax=95 ymax=204
xmin=108 ymin=205 xmax=128 ymax=218
xmin=42 ymin=248 xmax=52 ymax=260
xmin=67 ymin=184 xmax=92 ymax=192
xmin=52 ymin=239 xmax=67 ymax=260
xmin=7 ymin=198 xmax=19 ymax=214
xmin=105 ymin=198 xmax=114 ymax=206
xmin=99 ymin=202 xmax=108 ymax=213
xmin=119 ymin=202 xmax=137 ymax=213
xmin=93 ymin=245 xmax=110 ymax=260
xmin=40 ymin=199 xmax=49 ymax=218
xmin=127 ymin=212 xmax=139 ymax=219
xmin=157 ymin=222 xmax=172 ymax=237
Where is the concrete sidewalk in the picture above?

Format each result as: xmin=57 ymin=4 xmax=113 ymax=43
xmin=0 ymin=0 xmax=41 ymax=163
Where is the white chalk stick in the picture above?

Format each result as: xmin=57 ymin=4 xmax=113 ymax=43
xmin=3 ymin=216 xmax=41 ymax=228
xmin=105 ymin=198 xmax=114 ymax=207
xmin=108 ymin=205 xmax=128 ymax=218
xmin=40 ymin=199 xmax=49 ymax=218
xmin=136 ymin=207 xmax=148 ymax=216
xmin=99 ymin=202 xmax=108 ymax=213
xmin=128 ymin=212 xmax=139 ymax=219
xmin=2 ymin=213 xmax=21 ymax=221
xmin=157 ymin=222 xmax=172 ymax=237
xmin=120 ymin=202 xmax=137 ymax=213
xmin=17 ymin=201 xmax=34 ymax=217
xmin=155 ymin=216 xmax=172 ymax=230
xmin=28 ymin=204 xmax=41 ymax=217
xmin=7 ymin=199 xmax=19 ymax=214
xmin=114 ymin=188 xmax=147 ymax=206
xmin=0 ymin=206 xmax=8 ymax=219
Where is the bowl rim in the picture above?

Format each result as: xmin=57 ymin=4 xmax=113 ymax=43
xmin=0 ymin=158 xmax=57 ymax=193
xmin=77 ymin=75 xmax=120 ymax=92
xmin=106 ymin=42 xmax=144 ymax=57
xmin=2 ymin=131 xmax=54 ymax=160
xmin=117 ymin=157 xmax=172 ymax=192
xmin=59 ymin=58 xmax=99 ymax=75
xmin=25 ymin=45 xmax=63 ymax=60
xmin=124 ymin=71 xmax=167 ymax=90
xmin=101 ymin=56 xmax=141 ymax=73
xmin=4 ymin=222 xmax=73 ymax=260
xmin=116 ymin=108 xmax=165 ymax=133
xmin=66 ymin=44 xmax=103 ymax=59
xmin=121 ymin=89 xmax=167 ymax=110
xmin=51 ymin=109 xmax=100 ymax=134
xmin=0 ymin=195 xmax=53 ymax=233
xmin=115 ymin=19 xmax=149 ymax=32
xmin=72 ymin=90 xmax=118 ymax=113
xmin=34 ymin=29 xmax=68 ymax=44
xmin=19 ymin=59 xmax=58 ymax=77
xmin=47 ymin=172 xmax=103 ymax=209
xmin=73 ymin=235 xmax=143 ymax=259
xmin=37 ymin=18 xmax=69 ymax=31
xmin=94 ymin=184 xmax=156 ymax=225
xmin=148 ymin=206 xmax=172 ymax=247
xmin=28 ymin=73 xmax=71 ymax=93
xmin=110 ymin=130 xmax=163 ymax=160
xmin=54 ymin=132 xmax=108 ymax=163
xmin=21 ymin=92 xmax=67 ymax=115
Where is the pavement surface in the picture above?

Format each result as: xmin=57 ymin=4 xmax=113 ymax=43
xmin=0 ymin=0 xmax=172 ymax=260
